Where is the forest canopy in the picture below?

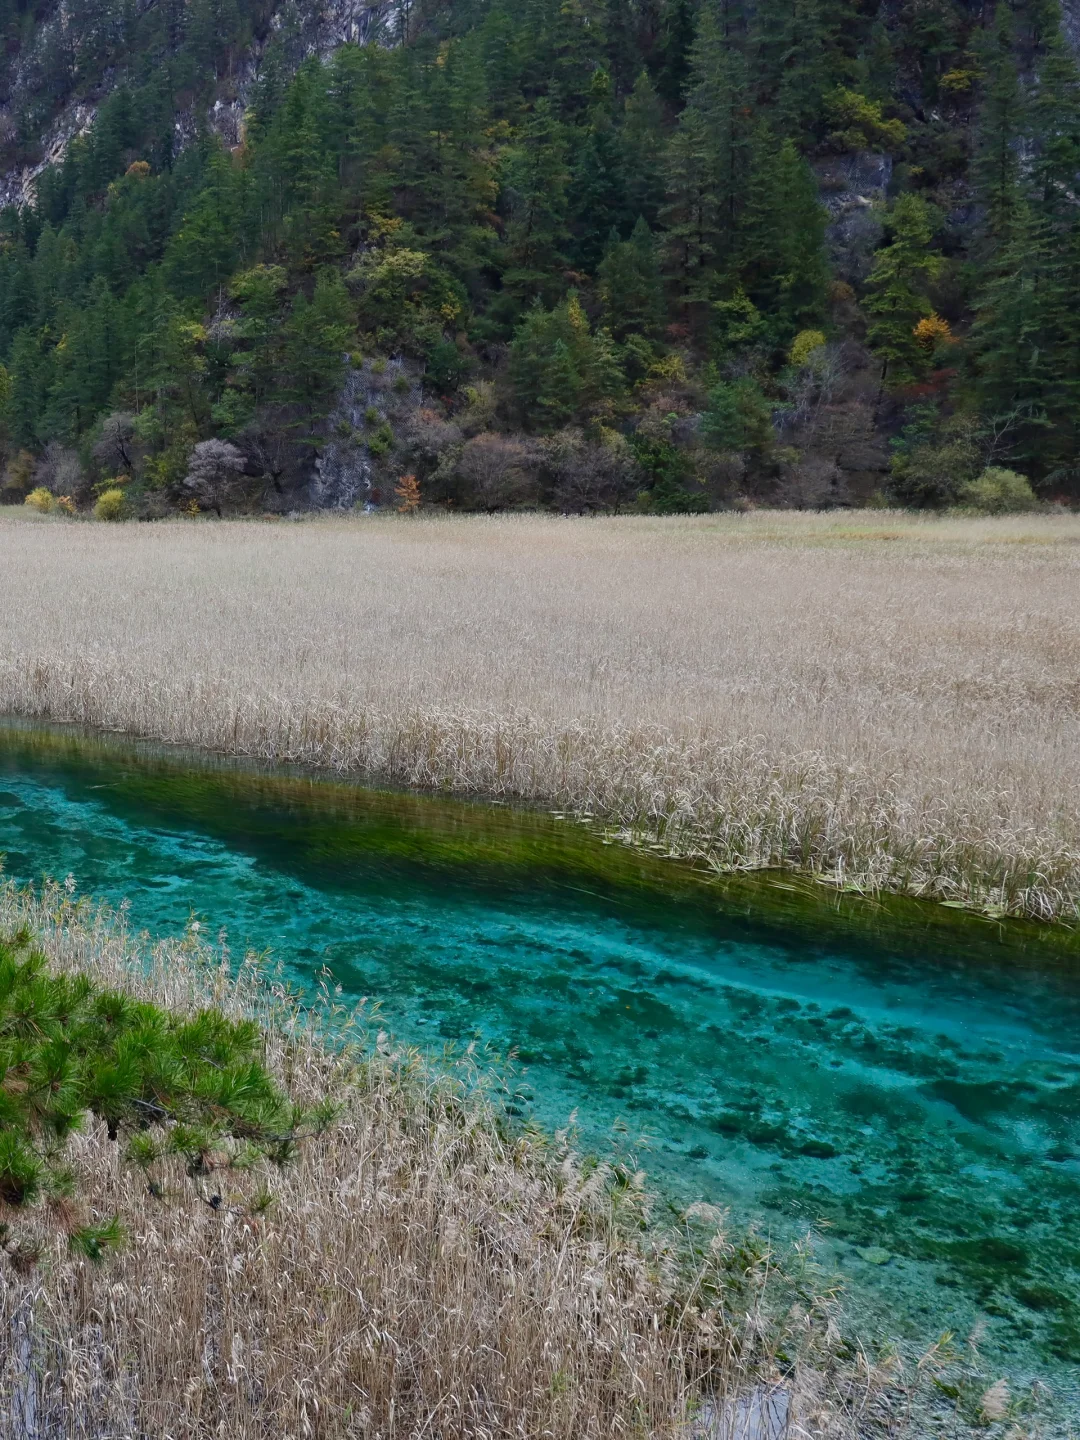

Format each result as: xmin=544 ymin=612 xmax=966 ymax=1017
xmin=0 ymin=0 xmax=1077 ymax=514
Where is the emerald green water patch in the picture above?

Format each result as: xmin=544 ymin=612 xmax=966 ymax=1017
xmin=0 ymin=718 xmax=1078 ymax=1396
xmin=4 ymin=718 xmax=1078 ymax=970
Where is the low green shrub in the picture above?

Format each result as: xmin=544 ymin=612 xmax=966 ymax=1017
xmin=0 ymin=936 xmax=329 ymax=1249
xmin=887 ymin=413 xmax=981 ymax=508
xmin=368 ymin=421 xmax=395 ymax=458
xmin=824 ymin=87 xmax=907 ymax=150
xmin=958 ymin=466 xmax=1039 ymax=514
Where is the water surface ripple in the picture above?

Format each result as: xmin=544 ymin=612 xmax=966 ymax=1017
xmin=0 ymin=722 xmax=1078 ymax=1389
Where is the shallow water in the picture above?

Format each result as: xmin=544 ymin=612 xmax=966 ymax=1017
xmin=0 ymin=721 xmax=1078 ymax=1392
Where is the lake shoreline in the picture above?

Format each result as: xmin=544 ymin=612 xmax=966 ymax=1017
xmin=4 ymin=711 xmax=1080 ymax=955
xmin=1 ymin=718 xmax=1079 ymax=1420
xmin=1 ymin=875 xmax=953 ymax=1440
xmin=4 ymin=512 xmax=1079 ymax=923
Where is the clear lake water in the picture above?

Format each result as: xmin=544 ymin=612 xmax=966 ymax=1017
xmin=0 ymin=720 xmax=1077 ymax=1402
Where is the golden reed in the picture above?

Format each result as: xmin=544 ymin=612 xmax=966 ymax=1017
xmin=0 ymin=881 xmax=909 ymax=1438
xmin=2 ymin=509 xmax=1078 ymax=919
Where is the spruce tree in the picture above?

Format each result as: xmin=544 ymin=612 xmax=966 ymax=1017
xmin=735 ymin=132 xmax=828 ymax=344
xmin=30 ymin=225 xmax=74 ymax=330
xmin=501 ymin=97 xmax=571 ymax=309
xmin=246 ymin=39 xmax=288 ymax=143
xmin=662 ymin=105 xmax=722 ymax=326
xmin=422 ymin=35 xmax=500 ymax=279
xmin=259 ymin=60 xmax=340 ymax=266
xmin=661 ymin=0 xmax=751 ymax=328
xmin=972 ymin=4 xmax=1025 ymax=248
xmin=863 ymin=194 xmax=943 ymax=387
xmin=598 ymin=217 xmax=665 ymax=341
xmin=509 ymin=292 xmax=623 ymax=427
xmin=567 ymin=69 xmax=626 ymax=271
xmin=684 ymin=0 xmax=751 ymax=246
xmin=45 ymin=276 xmax=126 ymax=436
xmin=478 ymin=0 xmax=526 ymax=119
xmin=751 ymin=0 xmax=831 ymax=142
xmin=1028 ymin=26 xmax=1080 ymax=232
xmin=163 ymin=145 xmax=243 ymax=299
xmin=653 ymin=0 xmax=697 ymax=104
xmin=229 ymin=264 xmax=288 ymax=409
xmin=968 ymin=202 xmax=1055 ymax=465
xmin=618 ymin=71 xmax=666 ymax=231
xmin=325 ymin=44 xmax=383 ymax=199
xmin=5 ymin=327 xmax=48 ymax=448
xmin=280 ymin=269 xmax=355 ymax=431
xmin=0 ymin=238 xmax=36 ymax=355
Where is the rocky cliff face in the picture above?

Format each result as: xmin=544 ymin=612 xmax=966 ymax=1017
xmin=0 ymin=0 xmax=401 ymax=209
xmin=815 ymin=151 xmax=892 ymax=286
xmin=0 ymin=101 xmax=94 ymax=210
xmin=310 ymin=357 xmax=422 ymax=511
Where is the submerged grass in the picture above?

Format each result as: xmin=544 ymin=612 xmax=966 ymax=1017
xmin=2 ymin=509 xmax=1080 ymax=919
xmin=5 ymin=718 xmax=1079 ymax=976
xmin=0 ymin=879 xmax=932 ymax=1439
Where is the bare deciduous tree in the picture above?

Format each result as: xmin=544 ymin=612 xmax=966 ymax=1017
xmin=33 ymin=441 xmax=83 ymax=497
xmin=455 ymin=434 xmax=539 ymax=510
xmin=179 ymin=439 xmax=255 ymax=515
xmin=401 ymin=409 xmax=462 ymax=471
xmin=774 ymin=455 xmax=850 ymax=509
xmin=542 ymin=428 xmax=641 ymax=513
xmin=92 ymin=412 xmax=139 ymax=475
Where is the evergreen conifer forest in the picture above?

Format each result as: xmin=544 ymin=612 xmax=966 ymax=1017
xmin=0 ymin=0 xmax=1077 ymax=513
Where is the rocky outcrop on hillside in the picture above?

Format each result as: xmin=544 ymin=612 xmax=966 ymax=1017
xmin=310 ymin=357 xmax=423 ymax=511
xmin=814 ymin=151 xmax=893 ymax=286
xmin=0 ymin=101 xmax=95 ymax=210
xmin=0 ymin=0 xmax=400 ymax=208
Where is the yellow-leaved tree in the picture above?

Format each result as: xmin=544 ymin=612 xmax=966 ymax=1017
xmin=913 ymin=313 xmax=954 ymax=351
xmin=395 ymin=474 xmax=421 ymax=513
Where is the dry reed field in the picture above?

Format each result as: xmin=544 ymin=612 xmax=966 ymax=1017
xmin=1 ymin=508 xmax=1079 ymax=918
xmin=0 ymin=881 xmax=908 ymax=1440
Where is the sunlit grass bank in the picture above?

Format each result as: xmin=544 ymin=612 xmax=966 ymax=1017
xmin=0 ymin=879 xmax=922 ymax=1439
xmin=2 ymin=509 xmax=1080 ymax=919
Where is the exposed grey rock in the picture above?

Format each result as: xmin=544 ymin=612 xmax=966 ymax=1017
xmin=310 ymin=356 xmax=421 ymax=510
xmin=1062 ymin=0 xmax=1080 ymax=56
xmin=0 ymin=100 xmax=95 ymax=210
xmin=814 ymin=151 xmax=893 ymax=285
xmin=0 ymin=0 xmax=402 ymax=208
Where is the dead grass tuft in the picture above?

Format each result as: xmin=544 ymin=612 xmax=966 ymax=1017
xmin=0 ymin=881 xmax=913 ymax=1438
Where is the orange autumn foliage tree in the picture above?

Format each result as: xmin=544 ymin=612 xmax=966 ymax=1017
xmin=395 ymin=473 xmax=421 ymax=512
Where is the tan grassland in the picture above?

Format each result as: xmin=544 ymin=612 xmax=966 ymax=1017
xmin=0 ymin=881 xmax=909 ymax=1439
xmin=1 ymin=508 xmax=1079 ymax=918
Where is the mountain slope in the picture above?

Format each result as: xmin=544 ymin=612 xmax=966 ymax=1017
xmin=1 ymin=0 xmax=1078 ymax=516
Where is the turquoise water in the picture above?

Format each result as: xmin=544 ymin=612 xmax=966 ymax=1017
xmin=0 ymin=722 xmax=1078 ymax=1393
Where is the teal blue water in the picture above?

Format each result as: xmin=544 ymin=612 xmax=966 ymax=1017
xmin=0 ymin=722 xmax=1078 ymax=1392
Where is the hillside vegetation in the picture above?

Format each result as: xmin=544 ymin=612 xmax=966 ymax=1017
xmin=0 ymin=0 xmax=1078 ymax=515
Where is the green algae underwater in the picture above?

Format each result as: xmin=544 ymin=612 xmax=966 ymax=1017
xmin=0 ymin=718 xmax=1078 ymax=1396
